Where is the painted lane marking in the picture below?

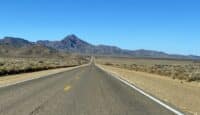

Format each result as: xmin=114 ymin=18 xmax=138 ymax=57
xmin=97 ymin=65 xmax=184 ymax=115
xmin=64 ymin=85 xmax=71 ymax=92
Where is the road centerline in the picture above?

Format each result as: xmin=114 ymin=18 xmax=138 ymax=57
xmin=64 ymin=85 xmax=71 ymax=92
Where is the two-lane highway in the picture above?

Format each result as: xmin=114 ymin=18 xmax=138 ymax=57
xmin=0 ymin=63 xmax=181 ymax=115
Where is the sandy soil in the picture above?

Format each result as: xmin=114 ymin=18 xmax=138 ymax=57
xmin=0 ymin=64 xmax=88 ymax=87
xmin=99 ymin=65 xmax=200 ymax=115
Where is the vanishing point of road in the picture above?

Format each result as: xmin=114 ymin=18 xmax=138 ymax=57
xmin=0 ymin=62 xmax=182 ymax=115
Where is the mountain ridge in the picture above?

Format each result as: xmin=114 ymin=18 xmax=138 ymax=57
xmin=0 ymin=37 xmax=60 ymax=57
xmin=0 ymin=35 xmax=199 ymax=60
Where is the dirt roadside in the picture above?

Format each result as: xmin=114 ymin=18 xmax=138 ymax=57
xmin=99 ymin=65 xmax=200 ymax=115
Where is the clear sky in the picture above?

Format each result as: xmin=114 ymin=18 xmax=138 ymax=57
xmin=0 ymin=0 xmax=199 ymax=55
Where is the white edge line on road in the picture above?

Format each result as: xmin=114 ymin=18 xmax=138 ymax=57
xmin=0 ymin=64 xmax=89 ymax=88
xmin=97 ymin=65 xmax=184 ymax=115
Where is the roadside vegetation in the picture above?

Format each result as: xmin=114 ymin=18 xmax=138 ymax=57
xmin=0 ymin=56 xmax=90 ymax=76
xmin=96 ymin=57 xmax=200 ymax=82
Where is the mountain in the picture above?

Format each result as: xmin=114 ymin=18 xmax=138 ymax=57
xmin=0 ymin=37 xmax=33 ymax=47
xmin=128 ymin=49 xmax=200 ymax=59
xmin=0 ymin=35 xmax=199 ymax=59
xmin=37 ymin=34 xmax=94 ymax=53
xmin=0 ymin=37 xmax=59 ymax=57
xmin=37 ymin=34 xmax=200 ymax=60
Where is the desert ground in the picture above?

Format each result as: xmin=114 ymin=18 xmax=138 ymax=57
xmin=96 ymin=56 xmax=200 ymax=81
xmin=96 ymin=56 xmax=200 ymax=115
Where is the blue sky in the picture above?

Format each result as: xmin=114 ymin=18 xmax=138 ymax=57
xmin=0 ymin=0 xmax=199 ymax=55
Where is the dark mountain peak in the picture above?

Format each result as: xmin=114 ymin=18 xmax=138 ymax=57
xmin=37 ymin=34 xmax=93 ymax=53
xmin=0 ymin=36 xmax=33 ymax=47
xmin=62 ymin=34 xmax=89 ymax=45
xmin=61 ymin=34 xmax=92 ymax=48
xmin=63 ymin=34 xmax=78 ymax=41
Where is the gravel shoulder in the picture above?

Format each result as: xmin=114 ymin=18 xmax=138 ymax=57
xmin=99 ymin=65 xmax=200 ymax=115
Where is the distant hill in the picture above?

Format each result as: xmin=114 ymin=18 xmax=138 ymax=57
xmin=0 ymin=35 xmax=200 ymax=60
xmin=0 ymin=37 xmax=33 ymax=47
xmin=37 ymin=34 xmax=200 ymax=60
xmin=0 ymin=37 xmax=59 ymax=57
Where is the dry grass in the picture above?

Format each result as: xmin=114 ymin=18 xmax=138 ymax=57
xmin=96 ymin=57 xmax=200 ymax=82
xmin=0 ymin=56 xmax=90 ymax=76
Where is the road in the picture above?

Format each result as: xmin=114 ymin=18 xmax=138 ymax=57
xmin=0 ymin=63 xmax=180 ymax=115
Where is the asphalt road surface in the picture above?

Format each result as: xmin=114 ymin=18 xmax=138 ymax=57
xmin=0 ymin=63 xmax=180 ymax=115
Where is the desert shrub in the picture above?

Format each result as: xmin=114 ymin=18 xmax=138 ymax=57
xmin=104 ymin=62 xmax=113 ymax=66
xmin=124 ymin=64 xmax=132 ymax=70
xmin=0 ymin=62 xmax=5 ymax=66
xmin=188 ymin=72 xmax=200 ymax=82
xmin=130 ymin=64 xmax=138 ymax=71
xmin=0 ymin=56 xmax=89 ymax=76
xmin=103 ymin=61 xmax=200 ymax=82
xmin=115 ymin=64 xmax=120 ymax=67
xmin=163 ymin=70 xmax=172 ymax=76
xmin=0 ymin=68 xmax=4 ymax=74
xmin=38 ymin=60 xmax=44 ymax=63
